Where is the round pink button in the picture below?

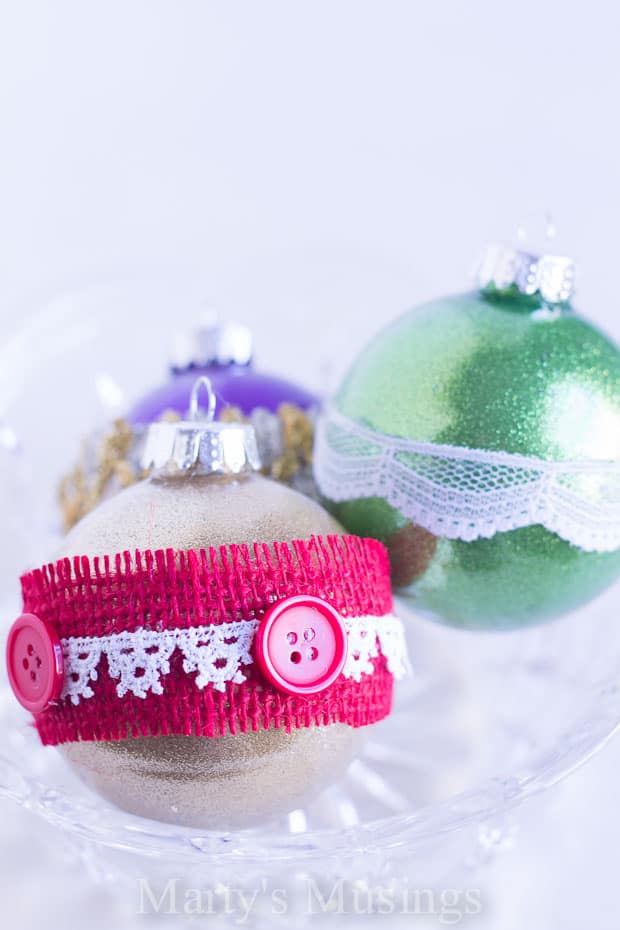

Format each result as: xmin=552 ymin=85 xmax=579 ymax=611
xmin=6 ymin=613 xmax=64 ymax=713
xmin=256 ymin=595 xmax=347 ymax=696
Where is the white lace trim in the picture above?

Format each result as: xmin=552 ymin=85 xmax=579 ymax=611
xmin=314 ymin=407 xmax=620 ymax=553
xmin=60 ymin=613 xmax=406 ymax=704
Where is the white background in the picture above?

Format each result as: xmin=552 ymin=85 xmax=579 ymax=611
xmin=0 ymin=2 xmax=619 ymax=928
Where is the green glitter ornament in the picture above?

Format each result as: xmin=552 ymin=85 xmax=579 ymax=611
xmin=315 ymin=244 xmax=620 ymax=630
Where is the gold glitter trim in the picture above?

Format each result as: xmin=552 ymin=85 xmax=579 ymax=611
xmin=58 ymin=418 xmax=147 ymax=532
xmin=273 ymin=403 xmax=314 ymax=479
xmin=220 ymin=403 xmax=314 ymax=479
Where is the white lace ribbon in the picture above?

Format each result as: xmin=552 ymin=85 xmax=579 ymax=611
xmin=314 ymin=406 xmax=620 ymax=553
xmin=60 ymin=613 xmax=406 ymax=705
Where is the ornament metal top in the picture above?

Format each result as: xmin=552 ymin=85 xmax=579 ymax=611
xmin=169 ymin=313 xmax=254 ymax=374
xmin=141 ymin=376 xmax=261 ymax=477
xmin=477 ymin=243 xmax=575 ymax=305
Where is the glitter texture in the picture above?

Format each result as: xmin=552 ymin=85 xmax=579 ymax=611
xmin=57 ymin=472 xmax=366 ymax=827
xmin=329 ymin=290 xmax=620 ymax=629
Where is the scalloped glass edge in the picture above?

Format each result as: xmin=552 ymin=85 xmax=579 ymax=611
xmin=1 ymin=684 xmax=618 ymax=868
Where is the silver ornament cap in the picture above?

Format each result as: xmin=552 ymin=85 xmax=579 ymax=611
xmin=170 ymin=312 xmax=253 ymax=373
xmin=477 ymin=242 xmax=576 ymax=304
xmin=141 ymin=376 xmax=261 ymax=476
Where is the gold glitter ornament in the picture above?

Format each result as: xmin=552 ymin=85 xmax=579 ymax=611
xmin=57 ymin=379 xmax=361 ymax=828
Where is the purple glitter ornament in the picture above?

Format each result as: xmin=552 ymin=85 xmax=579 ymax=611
xmin=128 ymin=317 xmax=318 ymax=425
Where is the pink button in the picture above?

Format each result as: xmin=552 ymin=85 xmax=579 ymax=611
xmin=256 ymin=595 xmax=347 ymax=696
xmin=6 ymin=613 xmax=64 ymax=713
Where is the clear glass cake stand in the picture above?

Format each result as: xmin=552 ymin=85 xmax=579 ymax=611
xmin=0 ymin=281 xmax=618 ymax=922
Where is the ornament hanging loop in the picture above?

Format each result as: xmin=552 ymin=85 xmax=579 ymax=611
xmin=516 ymin=212 xmax=557 ymax=247
xmin=189 ymin=376 xmax=216 ymax=423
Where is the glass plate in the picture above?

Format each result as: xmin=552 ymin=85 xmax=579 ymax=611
xmin=0 ymin=282 xmax=618 ymax=919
